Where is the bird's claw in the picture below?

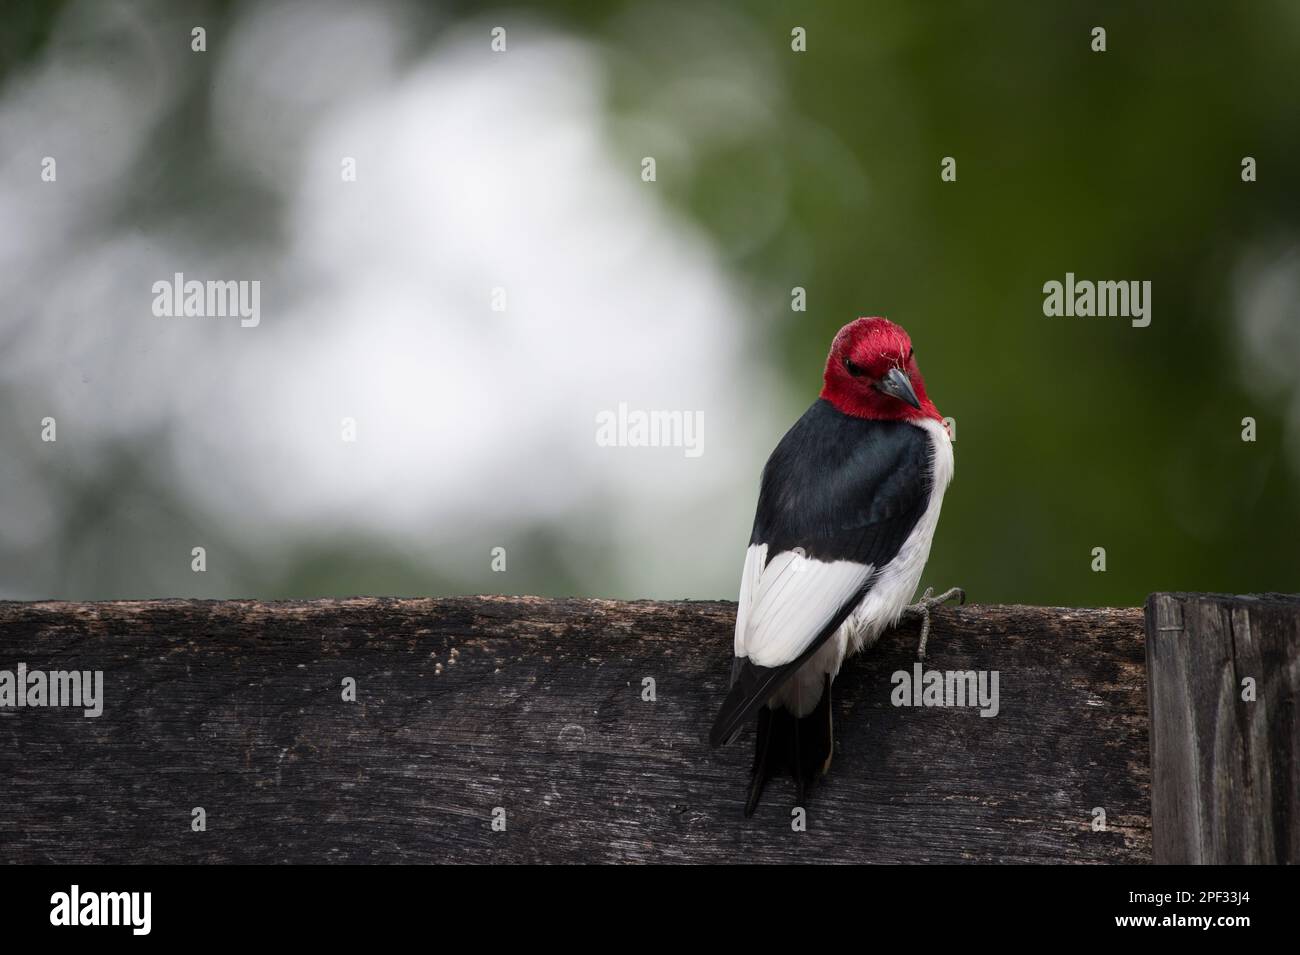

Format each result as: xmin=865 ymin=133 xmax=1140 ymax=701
xmin=904 ymin=586 xmax=965 ymax=660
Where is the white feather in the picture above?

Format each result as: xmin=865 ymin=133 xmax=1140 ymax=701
xmin=743 ymin=553 xmax=873 ymax=667
xmin=732 ymin=542 xmax=766 ymax=657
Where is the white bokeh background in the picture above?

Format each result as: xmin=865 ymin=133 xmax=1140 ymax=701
xmin=0 ymin=0 xmax=791 ymax=599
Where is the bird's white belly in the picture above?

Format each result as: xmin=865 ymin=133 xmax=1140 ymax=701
xmin=772 ymin=417 xmax=953 ymax=715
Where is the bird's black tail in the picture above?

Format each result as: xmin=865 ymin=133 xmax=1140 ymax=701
xmin=743 ymin=675 xmax=834 ymax=817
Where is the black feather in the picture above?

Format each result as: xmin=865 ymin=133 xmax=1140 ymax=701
xmin=743 ymin=675 xmax=835 ymax=816
xmin=751 ymin=398 xmax=933 ymax=567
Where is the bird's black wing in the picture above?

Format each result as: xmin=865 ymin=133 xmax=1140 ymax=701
xmin=709 ymin=399 xmax=934 ymax=746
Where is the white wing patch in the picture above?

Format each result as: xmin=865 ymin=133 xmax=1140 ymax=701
xmin=734 ymin=544 xmax=873 ymax=669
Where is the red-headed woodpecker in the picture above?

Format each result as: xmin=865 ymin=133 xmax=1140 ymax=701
xmin=710 ymin=317 xmax=961 ymax=816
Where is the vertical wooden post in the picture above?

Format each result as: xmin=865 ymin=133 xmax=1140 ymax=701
xmin=1145 ymin=592 xmax=1300 ymax=864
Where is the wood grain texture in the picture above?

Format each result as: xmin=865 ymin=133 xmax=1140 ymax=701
xmin=1146 ymin=592 xmax=1300 ymax=864
xmin=0 ymin=597 xmax=1149 ymax=863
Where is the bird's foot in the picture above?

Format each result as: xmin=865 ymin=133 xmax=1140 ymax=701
xmin=903 ymin=586 xmax=965 ymax=660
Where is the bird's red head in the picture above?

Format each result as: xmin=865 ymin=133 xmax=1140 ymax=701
xmin=820 ymin=317 xmax=942 ymax=422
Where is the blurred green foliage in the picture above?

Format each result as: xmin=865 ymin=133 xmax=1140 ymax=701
xmin=587 ymin=0 xmax=1300 ymax=605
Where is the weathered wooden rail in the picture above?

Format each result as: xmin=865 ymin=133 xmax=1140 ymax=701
xmin=0 ymin=597 xmax=1146 ymax=863
xmin=0 ymin=593 xmax=1291 ymax=863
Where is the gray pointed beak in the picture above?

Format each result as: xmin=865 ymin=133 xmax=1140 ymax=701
xmin=874 ymin=366 xmax=921 ymax=409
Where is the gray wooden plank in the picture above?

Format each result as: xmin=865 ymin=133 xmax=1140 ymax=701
xmin=1146 ymin=592 xmax=1300 ymax=864
xmin=0 ymin=597 xmax=1149 ymax=863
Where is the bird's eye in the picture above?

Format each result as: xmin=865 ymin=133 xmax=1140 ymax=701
xmin=906 ymin=347 xmax=914 ymax=361
xmin=843 ymin=357 xmax=866 ymax=377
